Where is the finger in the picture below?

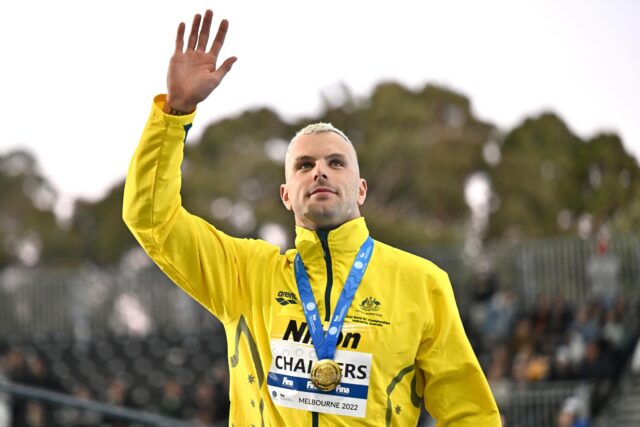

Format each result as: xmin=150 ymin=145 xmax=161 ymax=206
xmin=217 ymin=56 xmax=237 ymax=77
xmin=187 ymin=13 xmax=202 ymax=51
xmin=196 ymin=10 xmax=213 ymax=51
xmin=209 ymin=19 xmax=229 ymax=58
xmin=175 ymin=22 xmax=185 ymax=53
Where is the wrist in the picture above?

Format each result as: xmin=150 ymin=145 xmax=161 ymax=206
xmin=163 ymin=96 xmax=196 ymax=116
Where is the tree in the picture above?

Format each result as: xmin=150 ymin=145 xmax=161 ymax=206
xmin=487 ymin=114 xmax=640 ymax=240
xmin=0 ymin=150 xmax=75 ymax=268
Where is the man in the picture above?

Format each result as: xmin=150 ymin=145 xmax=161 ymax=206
xmin=123 ymin=9 xmax=500 ymax=426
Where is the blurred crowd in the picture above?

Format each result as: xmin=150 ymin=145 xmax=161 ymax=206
xmin=1 ymin=286 xmax=639 ymax=427
xmin=0 ymin=334 xmax=230 ymax=427
xmin=466 ymin=277 xmax=640 ymax=426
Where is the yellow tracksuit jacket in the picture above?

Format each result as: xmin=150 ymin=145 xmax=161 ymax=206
xmin=123 ymin=95 xmax=500 ymax=426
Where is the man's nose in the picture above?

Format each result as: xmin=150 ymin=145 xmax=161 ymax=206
xmin=313 ymin=164 xmax=328 ymax=181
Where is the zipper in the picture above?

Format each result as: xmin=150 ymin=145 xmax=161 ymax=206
xmin=317 ymin=230 xmax=333 ymax=322
xmin=313 ymin=230 xmax=332 ymax=426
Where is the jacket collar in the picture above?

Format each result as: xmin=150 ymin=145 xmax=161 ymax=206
xmin=294 ymin=217 xmax=370 ymax=265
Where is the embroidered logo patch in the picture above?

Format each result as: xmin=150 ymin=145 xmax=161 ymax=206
xmin=276 ymin=291 xmax=298 ymax=306
xmin=359 ymin=297 xmax=381 ymax=312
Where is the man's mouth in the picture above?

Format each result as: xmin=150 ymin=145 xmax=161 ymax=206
xmin=308 ymin=187 xmax=337 ymax=196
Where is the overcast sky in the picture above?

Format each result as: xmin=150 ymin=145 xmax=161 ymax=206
xmin=1 ymin=0 xmax=638 ymax=211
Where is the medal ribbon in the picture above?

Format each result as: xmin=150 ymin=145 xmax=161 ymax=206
xmin=294 ymin=236 xmax=374 ymax=361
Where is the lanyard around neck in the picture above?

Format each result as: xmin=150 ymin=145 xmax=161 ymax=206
xmin=294 ymin=236 xmax=374 ymax=360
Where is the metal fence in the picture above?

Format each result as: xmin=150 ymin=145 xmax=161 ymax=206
xmin=0 ymin=264 xmax=220 ymax=339
xmin=506 ymin=235 xmax=640 ymax=304
xmin=417 ymin=233 xmax=640 ymax=307
xmin=0 ymin=379 xmax=591 ymax=427
xmin=499 ymin=381 xmax=592 ymax=427
xmin=0 ymin=380 xmax=200 ymax=427
xmin=1 ymin=234 xmax=639 ymax=338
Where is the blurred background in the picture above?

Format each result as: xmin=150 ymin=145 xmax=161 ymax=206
xmin=1 ymin=1 xmax=639 ymax=426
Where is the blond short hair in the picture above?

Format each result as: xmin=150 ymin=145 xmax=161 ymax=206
xmin=294 ymin=122 xmax=353 ymax=146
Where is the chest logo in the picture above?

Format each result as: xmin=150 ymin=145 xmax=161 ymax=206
xmin=276 ymin=291 xmax=298 ymax=306
xmin=359 ymin=297 xmax=381 ymax=312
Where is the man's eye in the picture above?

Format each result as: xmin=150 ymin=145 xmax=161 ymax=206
xmin=298 ymin=162 xmax=313 ymax=170
xmin=329 ymin=159 xmax=344 ymax=167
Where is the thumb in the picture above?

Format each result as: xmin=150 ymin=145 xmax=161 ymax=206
xmin=217 ymin=56 xmax=237 ymax=77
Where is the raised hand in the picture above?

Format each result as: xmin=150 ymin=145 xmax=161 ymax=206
xmin=164 ymin=10 xmax=237 ymax=114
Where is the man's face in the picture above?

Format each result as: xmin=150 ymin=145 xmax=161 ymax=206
xmin=280 ymin=132 xmax=367 ymax=230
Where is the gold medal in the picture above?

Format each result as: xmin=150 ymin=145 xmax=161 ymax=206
xmin=310 ymin=359 xmax=342 ymax=391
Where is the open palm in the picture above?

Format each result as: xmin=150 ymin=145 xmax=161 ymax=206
xmin=165 ymin=10 xmax=237 ymax=113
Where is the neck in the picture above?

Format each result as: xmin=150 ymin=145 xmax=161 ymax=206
xmin=295 ymin=212 xmax=361 ymax=231
xmin=297 ymin=220 xmax=343 ymax=232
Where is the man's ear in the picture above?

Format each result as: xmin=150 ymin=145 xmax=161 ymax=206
xmin=280 ymin=184 xmax=292 ymax=210
xmin=357 ymin=178 xmax=367 ymax=206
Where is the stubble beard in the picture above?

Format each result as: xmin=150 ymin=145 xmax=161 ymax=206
xmin=303 ymin=201 xmax=357 ymax=230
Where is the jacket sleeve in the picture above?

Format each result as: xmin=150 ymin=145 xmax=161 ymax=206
xmin=415 ymin=268 xmax=501 ymax=426
xmin=122 ymin=95 xmax=273 ymax=324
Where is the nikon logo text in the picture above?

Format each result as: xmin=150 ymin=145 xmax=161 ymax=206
xmin=282 ymin=319 xmax=361 ymax=349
